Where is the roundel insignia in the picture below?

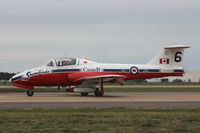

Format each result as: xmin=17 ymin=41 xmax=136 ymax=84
xmin=130 ymin=66 xmax=139 ymax=75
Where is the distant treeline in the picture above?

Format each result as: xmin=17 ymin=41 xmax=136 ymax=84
xmin=0 ymin=72 xmax=16 ymax=80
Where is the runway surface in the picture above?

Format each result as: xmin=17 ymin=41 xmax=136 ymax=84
xmin=0 ymin=92 xmax=200 ymax=109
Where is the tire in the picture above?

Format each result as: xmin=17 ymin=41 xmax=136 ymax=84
xmin=81 ymin=92 xmax=89 ymax=96
xmin=27 ymin=90 xmax=34 ymax=97
xmin=95 ymin=88 xmax=103 ymax=97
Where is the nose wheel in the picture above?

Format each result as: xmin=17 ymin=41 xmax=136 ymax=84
xmin=27 ymin=90 xmax=34 ymax=97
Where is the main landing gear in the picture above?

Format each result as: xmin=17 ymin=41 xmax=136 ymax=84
xmin=73 ymin=78 xmax=104 ymax=97
xmin=27 ymin=90 xmax=34 ymax=97
xmin=95 ymin=88 xmax=104 ymax=97
xmin=95 ymin=78 xmax=104 ymax=97
xmin=79 ymin=78 xmax=104 ymax=97
xmin=80 ymin=88 xmax=103 ymax=97
xmin=81 ymin=92 xmax=89 ymax=96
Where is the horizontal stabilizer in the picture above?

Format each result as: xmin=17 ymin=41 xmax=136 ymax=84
xmin=165 ymin=45 xmax=190 ymax=49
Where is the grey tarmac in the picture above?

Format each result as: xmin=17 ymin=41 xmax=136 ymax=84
xmin=0 ymin=92 xmax=200 ymax=109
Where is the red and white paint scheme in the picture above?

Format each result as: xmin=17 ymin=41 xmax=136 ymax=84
xmin=10 ymin=45 xmax=190 ymax=97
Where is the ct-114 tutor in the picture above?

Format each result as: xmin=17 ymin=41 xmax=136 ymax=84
xmin=10 ymin=45 xmax=190 ymax=97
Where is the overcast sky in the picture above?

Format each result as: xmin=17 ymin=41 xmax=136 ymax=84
xmin=0 ymin=0 xmax=199 ymax=72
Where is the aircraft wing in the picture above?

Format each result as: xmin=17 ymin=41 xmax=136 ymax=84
xmin=80 ymin=74 xmax=126 ymax=84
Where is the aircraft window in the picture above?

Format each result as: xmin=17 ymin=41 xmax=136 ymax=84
xmin=46 ymin=61 xmax=54 ymax=67
xmin=56 ymin=58 xmax=76 ymax=66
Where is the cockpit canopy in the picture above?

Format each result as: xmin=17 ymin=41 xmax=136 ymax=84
xmin=46 ymin=58 xmax=77 ymax=67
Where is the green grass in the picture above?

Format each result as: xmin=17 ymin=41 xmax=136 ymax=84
xmin=0 ymin=80 xmax=12 ymax=86
xmin=0 ymin=108 xmax=200 ymax=133
xmin=0 ymin=87 xmax=58 ymax=93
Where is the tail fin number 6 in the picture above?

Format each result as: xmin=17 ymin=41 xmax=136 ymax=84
xmin=175 ymin=52 xmax=182 ymax=62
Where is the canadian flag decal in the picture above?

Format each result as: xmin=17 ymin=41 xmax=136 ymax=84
xmin=160 ymin=58 xmax=169 ymax=64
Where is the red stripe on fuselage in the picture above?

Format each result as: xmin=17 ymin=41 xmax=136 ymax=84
xmin=13 ymin=72 xmax=183 ymax=87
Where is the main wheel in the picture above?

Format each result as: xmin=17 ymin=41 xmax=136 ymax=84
xmin=27 ymin=90 xmax=34 ymax=97
xmin=81 ymin=92 xmax=89 ymax=96
xmin=95 ymin=88 xmax=103 ymax=97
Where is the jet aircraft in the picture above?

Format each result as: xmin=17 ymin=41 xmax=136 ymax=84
xmin=10 ymin=45 xmax=190 ymax=97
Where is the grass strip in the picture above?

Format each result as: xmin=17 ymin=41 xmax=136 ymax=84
xmin=0 ymin=108 xmax=200 ymax=133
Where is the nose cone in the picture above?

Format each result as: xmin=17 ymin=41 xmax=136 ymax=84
xmin=9 ymin=75 xmax=17 ymax=83
xmin=9 ymin=73 xmax=23 ymax=83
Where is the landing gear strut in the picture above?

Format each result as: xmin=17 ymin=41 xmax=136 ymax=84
xmin=27 ymin=90 xmax=34 ymax=97
xmin=58 ymin=86 xmax=61 ymax=91
xmin=95 ymin=78 xmax=104 ymax=97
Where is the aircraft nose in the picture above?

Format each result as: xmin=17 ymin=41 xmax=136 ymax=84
xmin=9 ymin=74 xmax=22 ymax=83
xmin=9 ymin=76 xmax=15 ymax=83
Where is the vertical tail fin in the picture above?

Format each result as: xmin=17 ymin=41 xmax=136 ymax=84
xmin=148 ymin=45 xmax=190 ymax=67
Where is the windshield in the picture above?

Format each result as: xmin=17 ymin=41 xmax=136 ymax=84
xmin=55 ymin=58 xmax=77 ymax=66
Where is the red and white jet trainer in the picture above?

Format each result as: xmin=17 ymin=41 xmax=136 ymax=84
xmin=10 ymin=45 xmax=190 ymax=97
